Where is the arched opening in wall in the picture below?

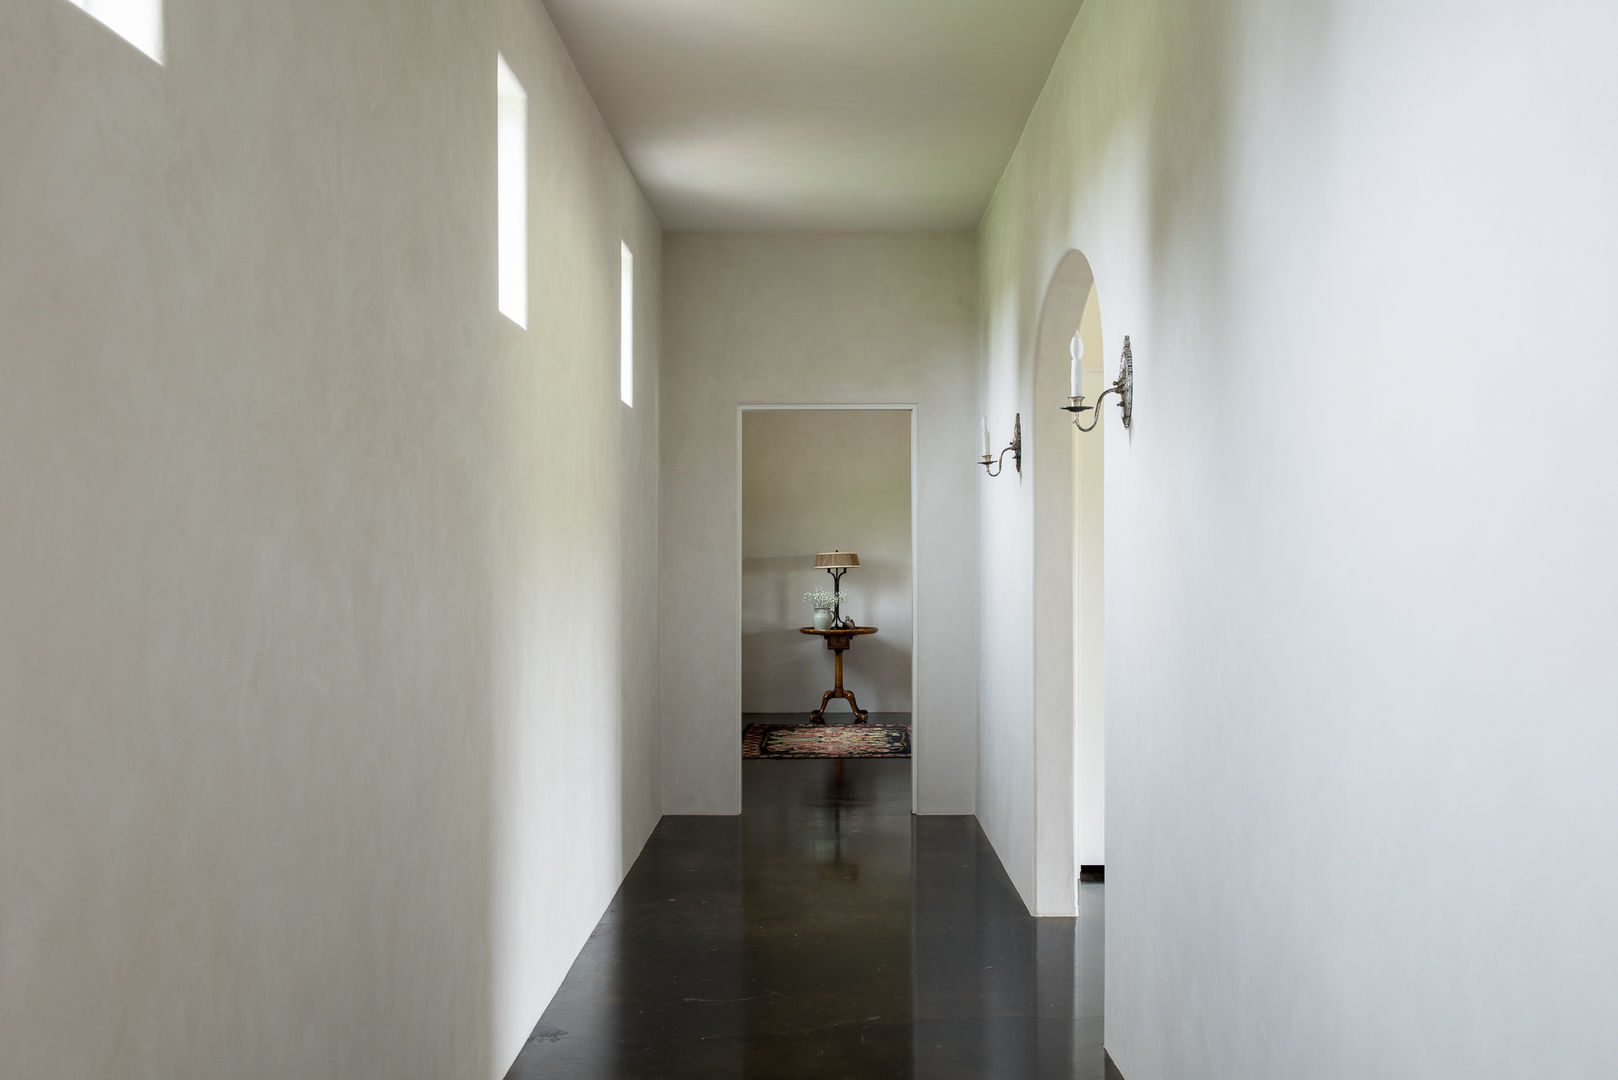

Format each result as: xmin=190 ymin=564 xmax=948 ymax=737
xmin=737 ymin=406 xmax=917 ymax=809
xmin=1031 ymin=251 xmax=1105 ymax=915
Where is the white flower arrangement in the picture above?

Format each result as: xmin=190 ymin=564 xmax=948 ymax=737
xmin=803 ymin=587 xmax=852 ymax=611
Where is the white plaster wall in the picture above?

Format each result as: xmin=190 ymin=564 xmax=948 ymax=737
xmin=742 ymin=409 xmax=913 ymax=716
xmin=0 ymin=1 xmax=661 ymax=1076
xmin=661 ymin=233 xmax=978 ymax=815
xmin=979 ymin=0 xmax=1618 ymax=1077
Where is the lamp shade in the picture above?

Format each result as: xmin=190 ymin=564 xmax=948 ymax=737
xmin=813 ymin=551 xmax=861 ymax=569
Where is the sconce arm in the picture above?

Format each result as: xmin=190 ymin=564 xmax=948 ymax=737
xmin=1073 ymin=385 xmax=1118 ymax=433
xmin=981 ymin=445 xmax=1016 ymax=477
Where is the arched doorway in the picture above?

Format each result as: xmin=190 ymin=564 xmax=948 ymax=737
xmin=1031 ymin=251 xmax=1105 ymax=915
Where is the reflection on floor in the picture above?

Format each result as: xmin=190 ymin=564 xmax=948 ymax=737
xmin=506 ymin=759 xmax=1107 ymax=1078
xmin=742 ymin=711 xmax=912 ymax=729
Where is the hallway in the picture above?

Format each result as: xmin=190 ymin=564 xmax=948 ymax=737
xmin=8 ymin=1 xmax=1617 ymax=1075
xmin=507 ymin=760 xmax=1108 ymax=1079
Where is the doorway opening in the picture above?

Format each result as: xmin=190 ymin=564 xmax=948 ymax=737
xmin=737 ymin=406 xmax=917 ymax=807
xmin=1031 ymin=251 xmax=1106 ymax=914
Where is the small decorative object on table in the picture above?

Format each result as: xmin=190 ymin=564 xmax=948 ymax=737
xmin=804 ymin=587 xmax=846 ymax=632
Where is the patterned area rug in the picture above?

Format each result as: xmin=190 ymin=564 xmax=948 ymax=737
xmin=742 ymin=723 xmax=911 ymax=759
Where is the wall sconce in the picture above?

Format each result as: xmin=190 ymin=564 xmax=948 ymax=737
xmin=979 ymin=413 xmax=1022 ymax=477
xmin=1063 ymin=334 xmax=1133 ymax=432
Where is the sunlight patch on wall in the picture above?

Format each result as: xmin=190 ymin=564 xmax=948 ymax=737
xmin=67 ymin=0 xmax=164 ymax=63
xmin=620 ymin=241 xmax=634 ymax=406
xmin=497 ymin=54 xmax=528 ymax=328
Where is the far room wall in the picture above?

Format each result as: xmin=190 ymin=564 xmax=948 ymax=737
xmin=742 ymin=409 xmax=913 ymax=717
xmin=660 ymin=232 xmax=979 ymax=816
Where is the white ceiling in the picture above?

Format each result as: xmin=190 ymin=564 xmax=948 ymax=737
xmin=541 ymin=0 xmax=1082 ymax=231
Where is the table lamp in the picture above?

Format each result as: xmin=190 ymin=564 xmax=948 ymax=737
xmin=813 ymin=550 xmax=860 ymax=627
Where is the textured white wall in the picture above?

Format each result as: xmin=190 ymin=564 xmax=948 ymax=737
xmin=0 ymin=1 xmax=661 ymax=1076
xmin=661 ymin=233 xmax=979 ymax=815
xmin=980 ymin=0 xmax=1618 ymax=1077
xmin=742 ymin=410 xmax=913 ymax=716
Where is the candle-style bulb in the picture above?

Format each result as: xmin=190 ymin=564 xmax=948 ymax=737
xmin=981 ymin=415 xmax=991 ymax=458
xmin=1069 ymin=332 xmax=1084 ymax=398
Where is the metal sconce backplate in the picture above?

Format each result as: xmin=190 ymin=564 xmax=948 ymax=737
xmin=1119 ymin=335 xmax=1133 ymax=430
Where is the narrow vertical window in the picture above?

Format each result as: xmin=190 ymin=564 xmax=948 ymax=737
xmin=619 ymin=241 xmax=634 ymax=406
xmin=496 ymin=54 xmax=527 ymax=328
xmin=67 ymin=0 xmax=164 ymax=63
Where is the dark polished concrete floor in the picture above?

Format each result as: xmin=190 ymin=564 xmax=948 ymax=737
xmin=506 ymin=759 xmax=1107 ymax=1079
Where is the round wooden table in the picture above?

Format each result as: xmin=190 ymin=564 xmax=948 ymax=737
xmin=799 ymin=626 xmax=878 ymax=723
